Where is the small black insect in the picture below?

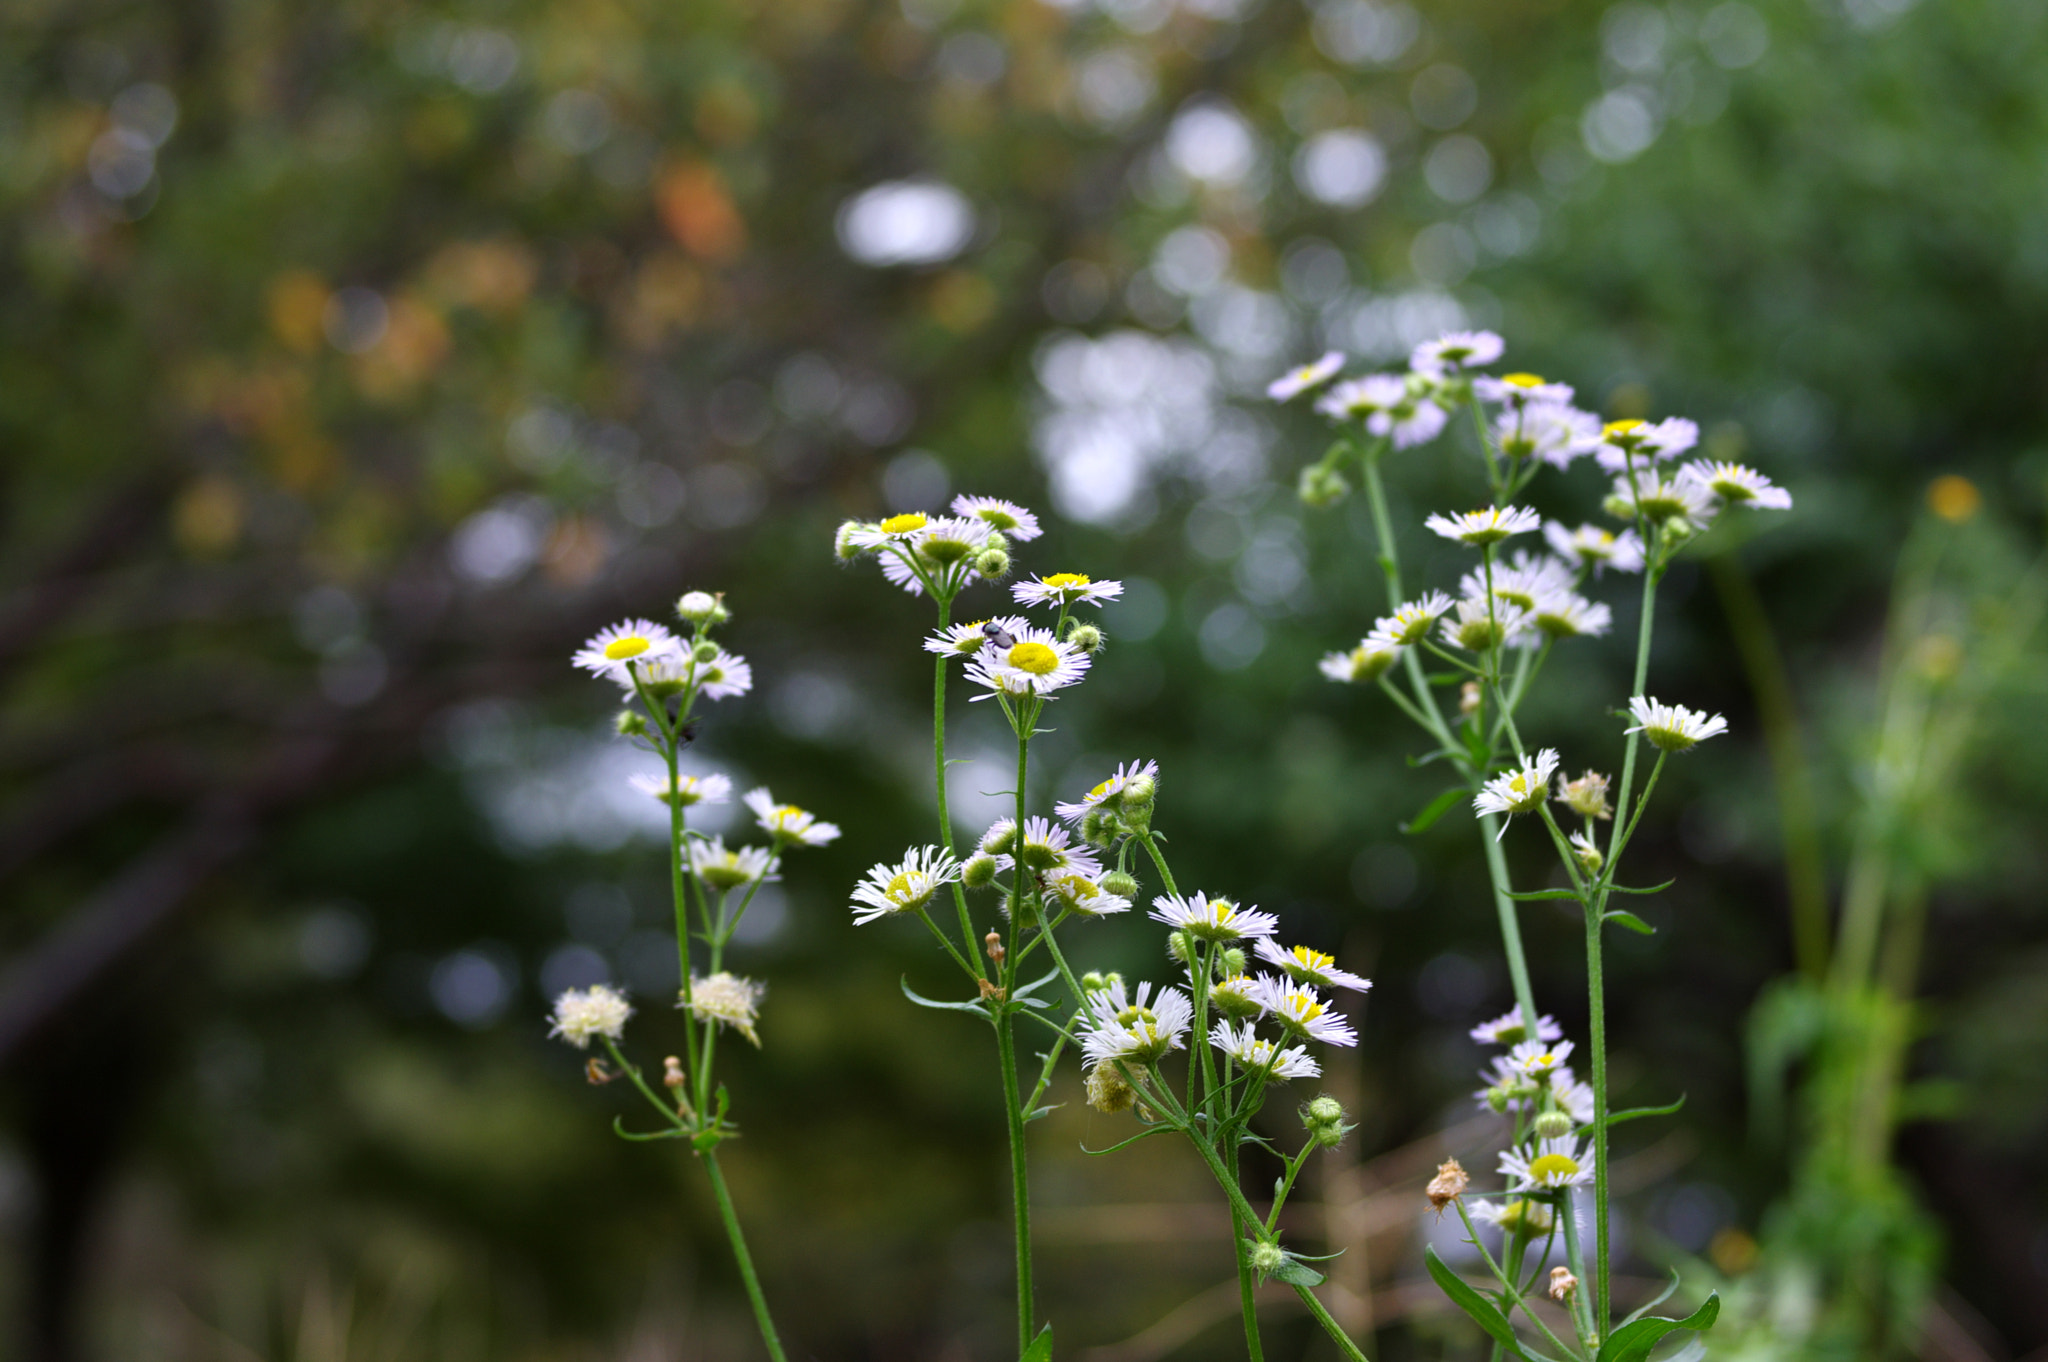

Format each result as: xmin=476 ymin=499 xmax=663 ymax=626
xmin=678 ymin=719 xmax=699 ymax=748
xmin=981 ymin=621 xmax=1016 ymax=650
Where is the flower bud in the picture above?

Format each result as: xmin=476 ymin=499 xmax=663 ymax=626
xmin=1486 ymin=1084 xmax=1514 ymax=1114
xmin=692 ymin=639 xmax=720 ymax=663
xmin=962 ymin=854 xmax=999 ymax=889
xmin=1658 ymin=519 xmax=1693 ymax=553
xmin=1548 ymin=1267 xmax=1578 ymax=1302
xmin=1081 ymin=970 xmax=1119 ymax=995
xmin=1534 ymin=1110 xmax=1575 ymax=1140
xmin=1426 ymin=1157 xmax=1469 ymax=1216
xmin=1247 ymin=1240 xmax=1287 ymax=1274
xmin=834 ymin=521 xmax=869 ymax=561
xmin=980 ymin=820 xmax=1017 ymax=856
xmin=1218 ymin=947 xmax=1247 ymax=976
xmin=982 ymin=531 xmax=1010 ymax=556
xmin=1557 ymin=770 xmax=1613 ymax=821
xmin=615 ymin=709 xmax=650 ymax=738
xmin=1086 ymin=1065 xmax=1135 ymax=1114
xmin=1122 ymin=775 xmax=1157 ymax=807
xmin=1302 ymin=1095 xmax=1351 ymax=1147
xmin=1100 ymin=870 xmax=1139 ymax=900
xmin=1166 ymin=930 xmax=1195 ymax=966
xmin=976 ymin=547 xmax=1011 ymax=580
xmin=1065 ymin=622 xmax=1105 ymax=654
xmin=1298 ymin=463 xmax=1352 ymax=508
xmin=1079 ymin=811 xmax=1115 ymax=848
xmin=1460 ymin=680 xmax=1483 ymax=717
xmin=1602 ymin=489 xmax=1636 ymax=521
xmin=676 ymin=590 xmax=727 ymax=625
xmin=662 ymin=1055 xmax=686 ymax=1090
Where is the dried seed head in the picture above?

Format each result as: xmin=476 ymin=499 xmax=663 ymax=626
xmin=1548 ymin=1267 xmax=1578 ymax=1302
xmin=1426 ymin=1157 xmax=1470 ymax=1215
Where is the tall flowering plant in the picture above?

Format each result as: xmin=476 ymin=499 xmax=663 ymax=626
xmin=549 ymin=593 xmax=838 ymax=1362
xmin=1277 ymin=331 xmax=1792 ymax=1358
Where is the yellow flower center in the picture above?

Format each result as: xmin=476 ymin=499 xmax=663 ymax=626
xmin=1008 ymin=641 xmax=1060 ymax=675
xmin=1604 ymin=419 xmax=1645 ymax=436
xmin=1290 ymin=994 xmax=1325 ymax=1021
xmin=1503 ymin=373 xmax=1545 ymax=387
xmin=604 ymin=635 xmax=652 ymax=661
xmin=881 ymin=512 xmax=928 ymax=534
xmin=886 ymin=870 xmax=916 ymax=899
xmin=1041 ymin=572 xmax=1091 ymax=589
xmin=1089 ymin=778 xmax=1114 ymax=799
xmin=1529 ymin=1153 xmax=1580 ymax=1182
xmin=1291 ymin=947 xmax=1336 ymax=973
xmin=1116 ymin=1005 xmax=1157 ymax=1026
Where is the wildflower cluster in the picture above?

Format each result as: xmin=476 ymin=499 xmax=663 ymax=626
xmin=1274 ymin=328 xmax=1786 ymax=1356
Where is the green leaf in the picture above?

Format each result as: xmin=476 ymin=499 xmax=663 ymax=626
xmin=901 ymin=976 xmax=991 ymax=1016
xmin=1509 ymin=888 xmax=1584 ymax=902
xmin=1608 ymin=878 xmax=1677 ymax=896
xmin=1605 ymin=910 xmax=1656 ymax=935
xmin=1402 ymin=788 xmax=1467 ymax=835
xmin=1596 ymin=1292 xmax=1719 ymax=1362
xmin=1078 ymin=1124 xmax=1172 ymax=1157
xmin=1620 ymin=1269 xmax=1683 ymax=1327
xmin=610 ymin=1117 xmax=688 ymax=1142
xmin=1010 ymin=969 xmax=1062 ymax=1003
xmin=1020 ymin=1322 xmax=1054 ymax=1362
xmin=1606 ymin=1094 xmax=1686 ymax=1128
xmin=1023 ymin=1104 xmax=1061 ymax=1123
xmin=1267 ymin=1255 xmax=1325 ymax=1288
xmin=1423 ymin=1246 xmax=1538 ymax=1362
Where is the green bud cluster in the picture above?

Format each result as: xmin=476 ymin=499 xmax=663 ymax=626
xmin=1301 ymin=1095 xmax=1353 ymax=1148
xmin=1298 ymin=463 xmax=1352 ymax=508
xmin=961 ymin=854 xmax=999 ymax=889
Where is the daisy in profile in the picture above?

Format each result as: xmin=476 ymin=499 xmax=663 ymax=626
xmin=1474 ymin=372 xmax=1574 ymax=409
xmin=844 ymin=511 xmax=936 ymax=552
xmin=1319 ymin=641 xmax=1401 ymax=684
xmin=1012 ymin=572 xmax=1123 ymax=609
xmin=1474 ymin=749 xmax=1561 ymax=831
xmin=744 ymin=788 xmax=841 ymax=847
xmin=1470 ymin=1010 xmax=1565 ymax=1046
xmin=1150 ymin=891 xmax=1280 ymax=943
xmin=925 ymin=615 xmax=1030 ymax=659
xmin=1440 ymin=595 xmax=1534 ymax=653
xmin=1080 ymin=980 xmax=1193 ymax=1069
xmin=1625 ymin=696 xmax=1729 ymax=753
xmin=1680 ymin=460 xmax=1792 ymax=510
xmin=690 ymin=838 xmax=778 ymax=890
xmin=1552 ymin=1071 xmax=1596 ymax=1125
xmin=1425 ymin=506 xmax=1542 ymax=546
xmin=1532 ymin=594 xmax=1612 ymax=640
xmin=1411 ymin=329 xmax=1505 ymax=379
xmin=1247 ymin=976 xmax=1358 ymax=1047
xmin=1266 ymin=350 xmax=1345 ymax=402
xmin=1211 ymin=1021 xmax=1321 ymax=1079
xmin=693 ymin=647 xmax=754 ymax=700
xmin=1459 ymin=553 xmax=1574 ymax=614
xmin=1043 ymin=871 xmax=1132 ymax=919
xmin=1605 ymin=470 xmax=1718 ymax=532
xmin=685 ymin=972 xmax=765 ymax=1046
xmin=1210 ymin=973 xmax=1264 ymax=1020
xmin=1315 ymin=373 xmax=1404 ymax=420
xmin=951 ymin=494 xmax=1043 ymax=541
xmin=574 ymin=618 xmax=682 ymax=682
xmin=1493 ymin=401 xmax=1600 ymax=469
xmin=1500 ymin=1136 xmax=1597 ymax=1191
xmin=549 ymin=984 xmax=633 ymax=1048
xmin=1366 ymin=590 xmax=1455 ymax=647
xmin=1507 ymin=1038 xmax=1575 ymax=1077
xmin=628 ymin=771 xmax=733 ymax=808
xmin=850 ymin=846 xmax=961 ymax=924
xmin=1593 ymin=416 xmax=1698 ymax=471
xmin=986 ymin=815 xmax=1103 ymax=878
xmin=1472 ymin=1198 xmax=1556 ymax=1235
xmin=1054 ymin=759 xmax=1159 ymax=823
xmin=1253 ymin=940 xmax=1373 ymax=994
xmin=963 ymin=625 xmax=1091 ymax=700
xmin=1544 ymin=521 xmax=1645 ymax=575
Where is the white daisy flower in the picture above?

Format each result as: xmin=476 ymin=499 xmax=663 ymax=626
xmin=1440 ymin=595 xmax=1535 ymax=653
xmin=628 ymin=771 xmax=733 ymax=807
xmin=1567 ymin=829 xmax=1605 ymax=873
xmin=1508 ymin=1038 xmax=1575 ymax=1077
xmin=988 ymin=815 xmax=1103 ymax=878
xmin=963 ymin=625 xmax=1092 ymax=700
xmin=1471 ymin=1198 xmax=1557 ymax=1235
xmin=1552 ymin=1071 xmax=1596 ymax=1125
xmin=1054 ymin=759 xmax=1159 ymax=823
xmin=1253 ymin=939 xmax=1373 ymax=994
xmin=1376 ymin=393 xmax=1450 ymax=449
xmin=951 ymin=494 xmax=1043 ymax=541
xmin=1149 ymin=891 xmax=1280 ymax=943
xmin=1210 ymin=973 xmax=1264 ymax=1020
xmin=1593 ymin=417 xmax=1699 ymax=471
xmin=1474 ymin=749 xmax=1561 ymax=826
xmin=1043 ymin=871 xmax=1132 ymax=918
xmin=690 ymin=838 xmax=778 ymax=890
xmin=1210 ymin=1021 xmax=1321 ymax=1079
xmin=1080 ymin=979 xmax=1193 ymax=1070
xmin=1247 ymin=975 xmax=1358 ymax=1047
xmin=925 ymin=615 xmax=1030 ymax=659
xmin=1679 ymin=460 xmax=1792 ymax=510
xmin=684 ymin=971 xmax=764 ymax=1046
xmin=1267 ymin=350 xmax=1346 ymax=402
xmin=1411 ymin=329 xmax=1505 ymax=379
xmin=1543 ymin=521 xmax=1646 ymax=575
xmin=1366 ymin=590 xmax=1455 ymax=647
xmin=1500 ymin=1136 xmax=1597 ymax=1191
xmin=694 ymin=647 xmax=754 ymax=700
xmin=849 ymin=846 xmax=962 ymax=925
xmin=574 ymin=618 xmax=683 ymax=681
xmin=1494 ymin=402 xmax=1601 ymax=468
xmin=1469 ymin=1010 xmax=1565 ymax=1046
xmin=1319 ymin=641 xmax=1401 ymax=684
xmin=1625 ymin=696 xmax=1729 ymax=752
xmin=1458 ymin=554 xmax=1575 ymax=614
xmin=549 ymin=983 xmax=632 ymax=1049
xmin=1314 ymin=372 xmax=1406 ymax=419
xmin=1605 ymin=470 xmax=1718 ymax=531
xmin=1425 ymin=505 xmax=1543 ymax=546
xmin=1012 ymin=572 xmax=1124 ymax=608
xmin=843 ymin=512 xmax=936 ymax=551
xmin=1532 ymin=594 xmax=1612 ymax=640
xmin=1474 ymin=372 xmax=1574 ymax=408
xmin=744 ymin=787 xmax=841 ymax=847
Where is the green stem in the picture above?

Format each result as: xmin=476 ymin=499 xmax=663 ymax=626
xmin=996 ymin=1016 xmax=1035 ymax=1354
xmin=703 ymin=1150 xmax=791 ymax=1362
xmin=1231 ymin=1180 xmax=1267 ymax=1362
xmin=1293 ymin=1281 xmax=1373 ymax=1362
xmin=1479 ymin=817 xmax=1542 ymax=1041
xmin=932 ymin=597 xmax=988 ymax=980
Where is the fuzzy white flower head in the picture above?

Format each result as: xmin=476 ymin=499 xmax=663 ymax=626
xmin=1593 ymin=417 xmax=1698 ymax=471
xmin=1508 ymin=1038 xmax=1575 ymax=1077
xmin=574 ymin=618 xmax=683 ymax=681
xmin=1494 ymin=402 xmax=1601 ymax=469
xmin=1426 ymin=505 xmax=1542 ymax=547
xmin=1012 ymin=572 xmax=1123 ymax=609
xmin=1054 ymin=759 xmax=1159 ymax=824
xmin=1474 ymin=749 xmax=1560 ymax=827
xmin=1472 ymin=1198 xmax=1557 ymax=1235
xmin=676 ymin=590 xmax=724 ymax=624
xmin=1532 ymin=594 xmax=1612 ymax=640
xmin=1440 ymin=595 xmax=1535 ymax=653
xmin=1680 ymin=460 xmax=1793 ymax=510
xmin=744 ymin=787 xmax=840 ymax=847
xmin=1044 ymin=871 xmax=1132 ymax=919
xmin=690 ymin=838 xmax=778 ymax=890
xmin=1626 ymin=696 xmax=1729 ymax=752
xmin=926 ymin=615 xmax=1030 ymax=659
xmin=1253 ymin=939 xmax=1373 ymax=994
xmin=951 ymin=494 xmax=1043 ymax=541
xmin=1411 ymin=329 xmax=1505 ymax=379
xmin=1315 ymin=372 xmax=1406 ymax=419
xmin=1544 ymin=521 xmax=1645 ymax=575
xmin=1475 ymin=372 xmax=1574 ymax=408
xmin=1080 ymin=979 xmax=1193 ymax=1070
xmin=1470 ymin=1010 xmax=1565 ymax=1046
xmin=685 ymin=972 xmax=764 ymax=1046
xmin=1267 ymin=350 xmax=1346 ymax=402
xmin=1319 ymin=641 xmax=1401 ymax=684
xmin=549 ymin=984 xmax=632 ymax=1049
xmin=1367 ymin=591 xmax=1455 ymax=648
xmin=850 ymin=846 xmax=961 ymax=924
xmin=1150 ymin=891 xmax=1280 ymax=943
xmin=964 ymin=625 xmax=1092 ymax=701
xmin=1210 ymin=1020 xmax=1321 ymax=1079
xmin=1247 ymin=975 xmax=1358 ymax=1047
xmin=989 ymin=815 xmax=1103 ymax=878
xmin=628 ymin=771 xmax=733 ymax=808
xmin=1500 ymin=1136 xmax=1597 ymax=1191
